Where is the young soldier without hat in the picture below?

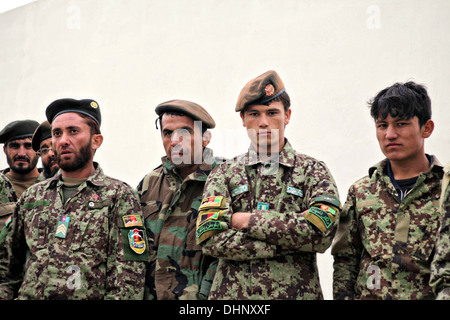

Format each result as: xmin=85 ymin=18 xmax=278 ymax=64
xmin=0 ymin=98 xmax=148 ymax=299
xmin=332 ymin=82 xmax=444 ymax=299
xmin=196 ymin=70 xmax=341 ymax=299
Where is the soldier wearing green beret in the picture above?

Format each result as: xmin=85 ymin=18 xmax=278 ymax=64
xmin=196 ymin=70 xmax=341 ymax=299
xmin=136 ymin=99 xmax=221 ymax=299
xmin=0 ymin=119 xmax=40 ymax=232
xmin=0 ymin=98 xmax=148 ymax=299
xmin=32 ymin=120 xmax=59 ymax=180
xmin=332 ymin=82 xmax=444 ymax=299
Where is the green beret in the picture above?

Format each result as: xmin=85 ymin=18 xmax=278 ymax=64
xmin=155 ymin=99 xmax=215 ymax=129
xmin=46 ymin=98 xmax=101 ymax=126
xmin=0 ymin=120 xmax=40 ymax=144
xmin=235 ymin=70 xmax=286 ymax=112
xmin=32 ymin=120 xmax=52 ymax=152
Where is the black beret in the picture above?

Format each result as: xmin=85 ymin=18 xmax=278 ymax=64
xmin=235 ymin=70 xmax=286 ymax=112
xmin=155 ymin=99 xmax=215 ymax=129
xmin=32 ymin=120 xmax=52 ymax=152
xmin=0 ymin=120 xmax=40 ymax=144
xmin=46 ymin=98 xmax=101 ymax=126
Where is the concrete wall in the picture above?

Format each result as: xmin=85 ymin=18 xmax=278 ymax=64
xmin=1 ymin=0 xmax=449 ymax=299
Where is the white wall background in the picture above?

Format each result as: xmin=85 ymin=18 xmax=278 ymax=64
xmin=1 ymin=0 xmax=449 ymax=300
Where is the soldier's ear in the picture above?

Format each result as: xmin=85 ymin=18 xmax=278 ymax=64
xmin=91 ymin=134 xmax=103 ymax=151
xmin=421 ymin=119 xmax=434 ymax=139
xmin=202 ymin=131 xmax=211 ymax=147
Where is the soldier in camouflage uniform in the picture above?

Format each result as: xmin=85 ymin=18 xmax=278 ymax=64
xmin=0 ymin=120 xmax=40 ymax=231
xmin=332 ymin=81 xmax=444 ymax=300
xmin=0 ymin=98 xmax=148 ymax=299
xmin=137 ymin=99 xmax=220 ymax=300
xmin=430 ymin=162 xmax=450 ymax=299
xmin=196 ymin=70 xmax=340 ymax=300
xmin=32 ymin=120 xmax=59 ymax=180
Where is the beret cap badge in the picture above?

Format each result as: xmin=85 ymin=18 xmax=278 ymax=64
xmin=265 ymin=84 xmax=275 ymax=97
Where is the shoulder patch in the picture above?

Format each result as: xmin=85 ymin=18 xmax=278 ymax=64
xmin=122 ymin=214 xmax=143 ymax=228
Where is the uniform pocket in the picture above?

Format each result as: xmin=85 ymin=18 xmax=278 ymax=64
xmin=29 ymin=213 xmax=47 ymax=252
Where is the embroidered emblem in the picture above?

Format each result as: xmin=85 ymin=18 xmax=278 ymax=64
xmin=122 ymin=215 xmax=143 ymax=228
xmin=287 ymin=186 xmax=303 ymax=197
xmin=231 ymin=184 xmax=249 ymax=197
xmin=199 ymin=196 xmax=224 ymax=210
xmin=128 ymin=228 xmax=146 ymax=254
xmin=55 ymin=216 xmax=70 ymax=238
xmin=265 ymin=84 xmax=275 ymax=96
xmin=257 ymin=202 xmax=269 ymax=211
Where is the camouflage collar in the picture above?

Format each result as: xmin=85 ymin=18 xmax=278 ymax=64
xmin=245 ymin=138 xmax=296 ymax=168
xmin=161 ymin=147 xmax=216 ymax=180
xmin=368 ymin=154 xmax=444 ymax=179
xmin=47 ymin=162 xmax=106 ymax=189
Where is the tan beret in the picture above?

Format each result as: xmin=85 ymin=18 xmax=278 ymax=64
xmin=235 ymin=70 xmax=286 ymax=112
xmin=155 ymin=99 xmax=216 ymax=129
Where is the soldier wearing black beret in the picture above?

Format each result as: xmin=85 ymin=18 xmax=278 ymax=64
xmin=32 ymin=121 xmax=59 ymax=179
xmin=46 ymin=98 xmax=101 ymax=126
xmin=0 ymin=98 xmax=148 ymax=300
xmin=0 ymin=119 xmax=40 ymax=231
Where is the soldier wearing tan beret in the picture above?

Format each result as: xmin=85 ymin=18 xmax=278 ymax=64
xmin=137 ymin=99 xmax=222 ymax=299
xmin=196 ymin=70 xmax=341 ymax=299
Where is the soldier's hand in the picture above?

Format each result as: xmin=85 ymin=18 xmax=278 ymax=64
xmin=231 ymin=212 xmax=251 ymax=230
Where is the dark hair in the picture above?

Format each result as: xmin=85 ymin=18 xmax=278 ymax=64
xmin=155 ymin=111 xmax=207 ymax=134
xmin=368 ymin=81 xmax=431 ymax=127
xmin=241 ymin=90 xmax=291 ymax=116
xmin=79 ymin=113 xmax=101 ymax=135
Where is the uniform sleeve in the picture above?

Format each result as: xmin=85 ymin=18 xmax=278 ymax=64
xmin=104 ymin=184 xmax=148 ymax=300
xmin=430 ymin=184 xmax=450 ymax=300
xmin=0 ymin=198 xmax=27 ymax=299
xmin=246 ymin=160 xmax=340 ymax=253
xmin=331 ymin=184 xmax=363 ymax=300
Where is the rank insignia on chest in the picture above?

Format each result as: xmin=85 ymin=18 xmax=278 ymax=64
xmin=128 ymin=228 xmax=146 ymax=254
xmin=55 ymin=215 xmax=70 ymax=239
xmin=122 ymin=214 xmax=143 ymax=228
xmin=257 ymin=202 xmax=269 ymax=211
xmin=287 ymin=186 xmax=303 ymax=197
xmin=231 ymin=184 xmax=249 ymax=197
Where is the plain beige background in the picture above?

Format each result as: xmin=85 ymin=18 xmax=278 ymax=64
xmin=1 ymin=0 xmax=449 ymax=300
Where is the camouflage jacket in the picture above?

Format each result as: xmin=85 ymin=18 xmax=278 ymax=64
xmin=198 ymin=140 xmax=340 ymax=300
xmin=0 ymin=169 xmax=43 ymax=242
xmin=332 ymin=156 xmax=444 ymax=300
xmin=430 ymin=162 xmax=450 ymax=300
xmin=0 ymin=172 xmax=18 ymax=233
xmin=0 ymin=163 xmax=148 ymax=300
xmin=136 ymin=148 xmax=219 ymax=300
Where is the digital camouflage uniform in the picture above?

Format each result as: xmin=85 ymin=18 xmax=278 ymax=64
xmin=0 ymin=172 xmax=18 ymax=234
xmin=332 ymin=156 xmax=443 ymax=300
xmin=0 ymin=163 xmax=148 ymax=299
xmin=136 ymin=148 xmax=219 ymax=300
xmin=430 ymin=162 xmax=450 ymax=300
xmin=198 ymin=140 xmax=340 ymax=300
